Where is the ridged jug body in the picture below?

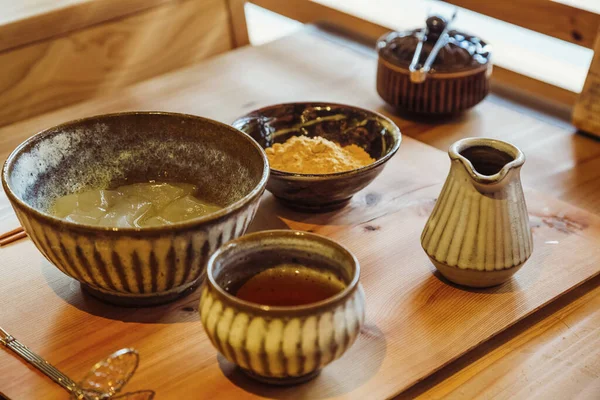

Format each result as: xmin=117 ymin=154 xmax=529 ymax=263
xmin=421 ymin=138 xmax=533 ymax=287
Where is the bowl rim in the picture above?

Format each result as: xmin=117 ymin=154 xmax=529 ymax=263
xmin=231 ymin=101 xmax=402 ymax=179
xmin=1 ymin=111 xmax=270 ymax=235
xmin=205 ymin=229 xmax=361 ymax=316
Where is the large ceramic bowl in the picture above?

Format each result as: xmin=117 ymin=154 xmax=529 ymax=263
xmin=2 ymin=112 xmax=269 ymax=306
xmin=200 ymin=230 xmax=365 ymax=385
xmin=232 ymin=102 xmax=401 ymax=211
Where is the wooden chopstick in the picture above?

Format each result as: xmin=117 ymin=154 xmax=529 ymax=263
xmin=0 ymin=227 xmax=24 ymax=240
xmin=0 ymin=231 xmax=27 ymax=246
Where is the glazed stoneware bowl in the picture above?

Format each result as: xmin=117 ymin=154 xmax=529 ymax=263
xmin=200 ymin=230 xmax=365 ymax=385
xmin=2 ymin=112 xmax=269 ymax=306
xmin=232 ymin=102 xmax=401 ymax=211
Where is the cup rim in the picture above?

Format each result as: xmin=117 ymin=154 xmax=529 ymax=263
xmin=1 ymin=111 xmax=270 ymax=235
xmin=449 ymin=137 xmax=525 ymax=185
xmin=205 ymin=229 xmax=361 ymax=316
xmin=231 ymin=101 xmax=402 ymax=179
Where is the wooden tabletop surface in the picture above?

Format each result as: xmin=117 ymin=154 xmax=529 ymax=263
xmin=1 ymin=27 xmax=599 ymax=399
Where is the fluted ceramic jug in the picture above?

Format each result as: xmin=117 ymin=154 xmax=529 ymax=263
xmin=421 ymin=138 xmax=533 ymax=287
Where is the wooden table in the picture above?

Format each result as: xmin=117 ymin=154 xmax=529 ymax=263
xmin=1 ymin=27 xmax=599 ymax=399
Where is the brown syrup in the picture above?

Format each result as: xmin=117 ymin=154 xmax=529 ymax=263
xmin=234 ymin=264 xmax=346 ymax=307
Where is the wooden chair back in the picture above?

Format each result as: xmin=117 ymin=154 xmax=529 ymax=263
xmin=0 ymin=0 xmax=249 ymax=127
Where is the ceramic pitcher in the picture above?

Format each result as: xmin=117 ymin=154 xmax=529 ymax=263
xmin=421 ymin=138 xmax=533 ymax=287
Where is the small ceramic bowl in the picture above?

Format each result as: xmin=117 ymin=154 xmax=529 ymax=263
xmin=199 ymin=230 xmax=365 ymax=385
xmin=232 ymin=102 xmax=401 ymax=211
xmin=2 ymin=112 xmax=269 ymax=306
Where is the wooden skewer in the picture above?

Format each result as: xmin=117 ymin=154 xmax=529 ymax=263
xmin=0 ymin=231 xmax=27 ymax=246
xmin=0 ymin=226 xmax=24 ymax=240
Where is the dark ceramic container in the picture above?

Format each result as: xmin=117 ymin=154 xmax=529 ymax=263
xmin=2 ymin=112 xmax=269 ymax=306
xmin=232 ymin=103 xmax=401 ymax=212
xmin=377 ymin=16 xmax=492 ymax=116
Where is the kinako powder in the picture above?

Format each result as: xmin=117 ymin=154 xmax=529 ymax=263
xmin=265 ymin=136 xmax=375 ymax=174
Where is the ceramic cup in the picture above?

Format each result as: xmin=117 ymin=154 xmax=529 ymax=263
xmin=199 ymin=230 xmax=365 ymax=385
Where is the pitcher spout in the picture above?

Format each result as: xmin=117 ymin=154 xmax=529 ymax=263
xmin=449 ymin=138 xmax=525 ymax=185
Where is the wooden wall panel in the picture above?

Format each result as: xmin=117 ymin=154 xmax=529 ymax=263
xmin=0 ymin=0 xmax=234 ymax=127
xmin=443 ymin=0 xmax=600 ymax=49
xmin=0 ymin=0 xmax=174 ymax=52
xmin=226 ymin=0 xmax=251 ymax=47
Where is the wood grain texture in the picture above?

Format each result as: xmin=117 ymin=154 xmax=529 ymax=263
xmin=490 ymin=67 xmax=578 ymax=111
xmin=251 ymin=0 xmax=584 ymax=106
xmin=227 ymin=0 xmax=251 ymax=47
xmin=401 ymin=273 xmax=600 ymax=399
xmin=443 ymin=0 xmax=600 ymax=49
xmin=3 ymin=175 xmax=599 ymax=399
xmin=573 ymin=25 xmax=600 ymax=138
xmin=0 ymin=0 xmax=233 ymax=127
xmin=0 ymin=0 xmax=174 ymax=52
xmin=1 ymin=28 xmax=600 ymax=399
xmin=251 ymin=0 xmax=387 ymax=39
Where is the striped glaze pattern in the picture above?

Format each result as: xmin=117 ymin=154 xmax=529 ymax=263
xmin=421 ymin=145 xmax=533 ymax=285
xmin=200 ymin=283 xmax=365 ymax=381
xmin=2 ymin=112 xmax=270 ymax=305
xmin=376 ymin=59 xmax=491 ymax=115
xmin=12 ymin=200 xmax=260 ymax=303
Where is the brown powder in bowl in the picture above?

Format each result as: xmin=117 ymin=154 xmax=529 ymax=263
xmin=265 ymin=136 xmax=375 ymax=174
